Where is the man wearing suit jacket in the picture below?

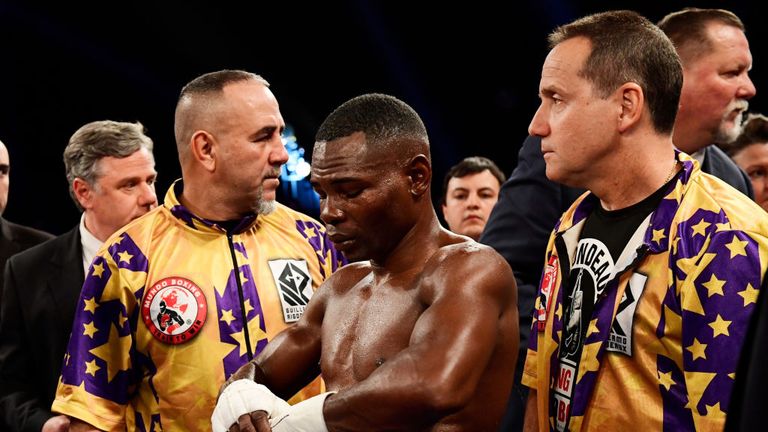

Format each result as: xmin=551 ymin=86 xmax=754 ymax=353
xmin=0 ymin=218 xmax=53 ymax=282
xmin=0 ymin=140 xmax=54 ymax=293
xmin=481 ymin=8 xmax=756 ymax=432
xmin=0 ymin=121 xmax=158 ymax=432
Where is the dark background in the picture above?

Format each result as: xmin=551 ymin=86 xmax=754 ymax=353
xmin=1 ymin=1 xmax=765 ymax=234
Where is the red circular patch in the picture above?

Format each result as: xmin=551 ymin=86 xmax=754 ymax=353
xmin=142 ymin=277 xmax=207 ymax=344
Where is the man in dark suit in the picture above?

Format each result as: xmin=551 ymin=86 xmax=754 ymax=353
xmin=481 ymin=8 xmax=756 ymax=432
xmin=0 ymin=139 xmax=54 ymax=293
xmin=0 ymin=219 xmax=53 ymax=280
xmin=0 ymin=121 xmax=158 ymax=432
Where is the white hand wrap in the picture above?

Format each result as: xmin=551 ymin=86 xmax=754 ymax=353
xmin=271 ymin=392 xmax=336 ymax=432
xmin=211 ymin=379 xmax=291 ymax=432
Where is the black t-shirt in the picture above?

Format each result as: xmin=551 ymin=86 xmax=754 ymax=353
xmin=554 ymin=174 xmax=676 ymax=430
xmin=561 ymin=177 xmax=673 ymax=362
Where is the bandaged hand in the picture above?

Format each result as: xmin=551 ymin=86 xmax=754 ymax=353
xmin=211 ymin=379 xmax=291 ymax=432
xmin=271 ymin=392 xmax=335 ymax=432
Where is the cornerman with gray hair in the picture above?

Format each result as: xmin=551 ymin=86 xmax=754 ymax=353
xmin=0 ymin=120 xmax=158 ymax=432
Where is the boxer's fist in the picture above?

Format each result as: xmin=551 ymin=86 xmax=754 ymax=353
xmin=211 ymin=379 xmax=290 ymax=432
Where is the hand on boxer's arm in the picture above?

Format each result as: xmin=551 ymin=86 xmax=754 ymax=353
xmin=211 ymin=379 xmax=290 ymax=432
xmin=42 ymin=416 xmax=100 ymax=432
xmin=42 ymin=415 xmax=70 ymax=432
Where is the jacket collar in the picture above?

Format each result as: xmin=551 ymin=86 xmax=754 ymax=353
xmin=555 ymin=150 xmax=698 ymax=261
xmin=164 ymin=179 xmax=258 ymax=235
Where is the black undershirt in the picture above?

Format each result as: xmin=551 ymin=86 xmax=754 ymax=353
xmin=554 ymin=171 xmax=678 ymax=430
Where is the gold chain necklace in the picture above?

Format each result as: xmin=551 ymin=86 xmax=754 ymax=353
xmin=665 ymin=159 xmax=679 ymax=184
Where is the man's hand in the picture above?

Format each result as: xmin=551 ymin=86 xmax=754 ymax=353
xmin=44 ymin=416 xmax=101 ymax=432
xmin=228 ymin=411 xmax=271 ymax=432
xmin=42 ymin=415 xmax=70 ymax=432
xmin=211 ymin=380 xmax=290 ymax=432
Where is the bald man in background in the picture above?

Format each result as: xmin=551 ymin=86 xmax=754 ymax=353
xmin=0 ymin=139 xmax=54 ymax=291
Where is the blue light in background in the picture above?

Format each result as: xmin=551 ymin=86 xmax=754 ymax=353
xmin=279 ymin=124 xmax=321 ymax=218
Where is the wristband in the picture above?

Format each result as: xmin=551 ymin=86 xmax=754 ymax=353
xmin=271 ymin=391 xmax=336 ymax=432
xmin=211 ymin=379 xmax=290 ymax=432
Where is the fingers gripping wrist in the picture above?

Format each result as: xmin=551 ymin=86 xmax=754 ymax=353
xmin=211 ymin=379 xmax=290 ymax=432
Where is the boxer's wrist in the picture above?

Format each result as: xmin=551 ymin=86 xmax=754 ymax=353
xmin=211 ymin=379 xmax=290 ymax=432
xmin=271 ymin=391 xmax=336 ymax=432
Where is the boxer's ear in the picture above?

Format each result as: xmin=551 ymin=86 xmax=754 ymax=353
xmin=406 ymin=154 xmax=431 ymax=197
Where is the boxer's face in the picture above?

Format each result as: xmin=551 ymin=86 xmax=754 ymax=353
xmin=312 ymin=132 xmax=414 ymax=263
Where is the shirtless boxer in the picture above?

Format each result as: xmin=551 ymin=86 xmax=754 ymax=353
xmin=212 ymin=93 xmax=518 ymax=432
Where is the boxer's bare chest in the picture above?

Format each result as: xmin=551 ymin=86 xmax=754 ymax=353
xmin=320 ymin=271 xmax=425 ymax=387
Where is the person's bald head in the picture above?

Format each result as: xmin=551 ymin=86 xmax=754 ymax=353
xmin=0 ymin=140 xmax=9 ymax=215
xmin=174 ymin=70 xmax=269 ymax=165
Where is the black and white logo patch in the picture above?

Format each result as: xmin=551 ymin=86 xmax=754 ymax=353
xmin=268 ymin=259 xmax=314 ymax=323
xmin=607 ymin=272 xmax=647 ymax=356
xmin=562 ymin=238 xmax=614 ymax=360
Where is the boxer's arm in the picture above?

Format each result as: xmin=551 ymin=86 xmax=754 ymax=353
xmin=322 ymin=246 xmax=517 ymax=430
xmin=214 ymin=274 xmax=337 ymax=431
xmin=213 ymin=319 xmax=323 ymax=432
xmin=251 ymin=281 xmax=328 ymax=397
xmin=223 ymin=276 xmax=331 ymax=398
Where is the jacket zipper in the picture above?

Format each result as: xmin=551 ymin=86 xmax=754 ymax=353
xmin=227 ymin=233 xmax=253 ymax=359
